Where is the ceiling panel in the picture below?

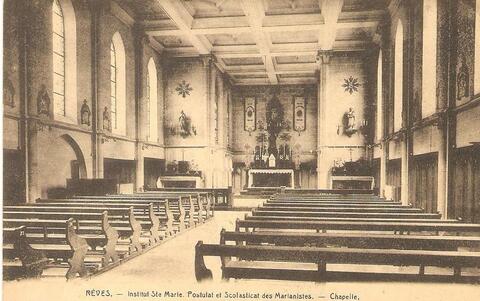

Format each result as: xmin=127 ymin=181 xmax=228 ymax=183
xmin=270 ymin=30 xmax=318 ymax=44
xmin=264 ymin=0 xmax=321 ymax=15
xmin=205 ymin=33 xmax=256 ymax=46
xmin=275 ymin=55 xmax=317 ymax=64
xmin=181 ymin=0 xmax=245 ymax=18
xmin=223 ymin=57 xmax=264 ymax=66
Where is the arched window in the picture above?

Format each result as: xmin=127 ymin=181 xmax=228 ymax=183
xmin=394 ymin=19 xmax=404 ymax=132
xmin=110 ymin=32 xmax=126 ymax=135
xmin=475 ymin=0 xmax=480 ymax=94
xmin=147 ymin=58 xmax=158 ymax=142
xmin=376 ymin=50 xmax=383 ymax=141
xmin=52 ymin=0 xmax=76 ymax=122
xmin=422 ymin=0 xmax=437 ymax=117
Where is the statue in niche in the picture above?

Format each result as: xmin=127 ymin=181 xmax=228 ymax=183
xmin=103 ymin=106 xmax=111 ymax=132
xmin=178 ymin=110 xmax=196 ymax=138
xmin=3 ymin=78 xmax=15 ymax=108
xmin=37 ymin=84 xmax=50 ymax=116
xmin=266 ymin=91 xmax=284 ymax=157
xmin=81 ymin=99 xmax=91 ymax=126
xmin=343 ymin=107 xmax=357 ymax=137
xmin=456 ymin=56 xmax=470 ymax=100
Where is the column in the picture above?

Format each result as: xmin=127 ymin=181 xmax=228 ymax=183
xmin=316 ymin=51 xmax=332 ymax=188
xmin=134 ymin=31 xmax=148 ymax=191
xmin=27 ymin=123 xmax=40 ymax=203
xmin=87 ymin=0 xmax=104 ymax=178
xmin=437 ymin=120 xmax=447 ymax=217
xmin=202 ymin=55 xmax=214 ymax=188
xmin=379 ymin=142 xmax=388 ymax=197
xmin=24 ymin=0 xmax=54 ymax=202
xmin=400 ymin=137 xmax=409 ymax=206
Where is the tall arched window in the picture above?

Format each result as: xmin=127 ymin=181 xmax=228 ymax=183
xmin=52 ymin=0 xmax=76 ymax=121
xmin=110 ymin=32 xmax=126 ymax=135
xmin=147 ymin=58 xmax=158 ymax=142
xmin=422 ymin=0 xmax=437 ymax=118
xmin=52 ymin=0 xmax=65 ymax=116
xmin=475 ymin=0 xmax=480 ymax=94
xmin=394 ymin=19 xmax=404 ymax=132
xmin=376 ymin=50 xmax=383 ymax=141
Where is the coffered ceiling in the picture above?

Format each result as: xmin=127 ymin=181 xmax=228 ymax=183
xmin=116 ymin=0 xmax=390 ymax=85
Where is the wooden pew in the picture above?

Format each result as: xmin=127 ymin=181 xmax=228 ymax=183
xmin=245 ymin=215 xmax=459 ymax=224
xmin=251 ymin=210 xmax=441 ymax=220
xmin=267 ymin=200 xmax=401 ymax=205
xmin=4 ymin=208 xmax=141 ymax=257
xmin=3 ymin=226 xmax=49 ymax=280
xmin=220 ymin=229 xmax=480 ymax=251
xmin=4 ymin=205 xmax=153 ymax=251
xmin=194 ymin=241 xmax=480 ymax=283
xmin=235 ymin=219 xmax=480 ymax=235
xmin=38 ymin=198 xmax=192 ymax=231
xmin=106 ymin=193 xmax=214 ymax=218
xmin=63 ymin=193 xmax=212 ymax=223
xmin=263 ymin=201 xmax=404 ymax=208
xmin=3 ymin=219 xmax=93 ymax=279
xmin=256 ymin=206 xmax=425 ymax=213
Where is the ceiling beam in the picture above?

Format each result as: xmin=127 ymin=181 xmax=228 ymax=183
xmin=154 ymin=0 xmax=211 ymax=54
xmin=318 ymin=0 xmax=344 ymax=50
xmin=214 ymin=50 xmax=317 ymax=58
xmin=240 ymin=0 xmax=278 ymax=84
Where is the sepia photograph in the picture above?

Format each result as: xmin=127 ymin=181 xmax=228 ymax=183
xmin=1 ymin=0 xmax=480 ymax=300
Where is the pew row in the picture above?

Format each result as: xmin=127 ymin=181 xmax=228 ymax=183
xmin=195 ymin=241 xmax=480 ymax=283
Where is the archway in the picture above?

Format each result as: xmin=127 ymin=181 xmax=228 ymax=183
xmin=60 ymin=134 xmax=87 ymax=179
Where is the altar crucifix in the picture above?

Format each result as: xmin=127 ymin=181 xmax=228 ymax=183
xmin=266 ymin=92 xmax=284 ymax=159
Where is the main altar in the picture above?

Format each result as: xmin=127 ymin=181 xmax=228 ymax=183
xmin=244 ymin=92 xmax=299 ymax=189
xmin=248 ymin=169 xmax=294 ymax=188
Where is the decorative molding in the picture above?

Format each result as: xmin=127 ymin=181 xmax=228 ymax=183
xmin=342 ymin=76 xmax=361 ymax=94
xmin=316 ymin=50 xmax=333 ymax=65
xmin=175 ymin=80 xmax=193 ymax=98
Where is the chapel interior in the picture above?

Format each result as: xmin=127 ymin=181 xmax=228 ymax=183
xmin=2 ymin=0 xmax=480 ymax=289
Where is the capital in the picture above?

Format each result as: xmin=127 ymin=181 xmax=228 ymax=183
xmin=316 ymin=50 xmax=333 ymax=65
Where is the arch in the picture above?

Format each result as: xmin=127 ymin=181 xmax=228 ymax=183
xmin=110 ymin=32 xmax=126 ymax=135
xmin=60 ymin=134 xmax=87 ymax=179
xmin=376 ymin=49 xmax=383 ymax=141
xmin=52 ymin=0 xmax=77 ymax=122
xmin=147 ymin=57 xmax=158 ymax=142
xmin=394 ymin=19 xmax=404 ymax=132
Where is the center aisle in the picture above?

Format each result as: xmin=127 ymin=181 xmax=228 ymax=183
xmin=93 ymin=211 xmax=246 ymax=284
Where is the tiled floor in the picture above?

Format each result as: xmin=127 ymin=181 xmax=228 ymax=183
xmin=3 ymin=211 xmax=480 ymax=301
